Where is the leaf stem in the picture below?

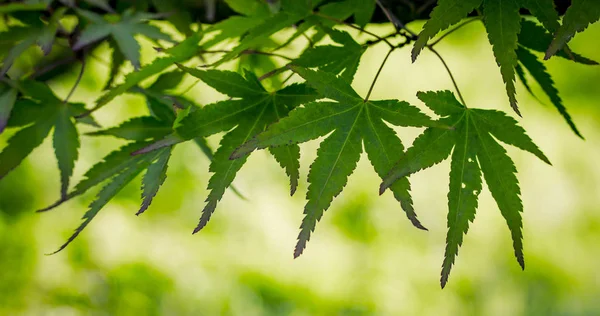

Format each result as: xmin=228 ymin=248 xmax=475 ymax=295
xmin=258 ymin=64 xmax=290 ymax=82
xmin=64 ymin=59 xmax=86 ymax=103
xmin=314 ymin=12 xmax=395 ymax=48
xmin=365 ymin=47 xmax=395 ymax=102
xmin=429 ymin=17 xmax=481 ymax=47
xmin=428 ymin=47 xmax=467 ymax=107
xmin=200 ymin=49 xmax=294 ymax=61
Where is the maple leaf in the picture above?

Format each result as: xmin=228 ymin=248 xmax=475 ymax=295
xmin=0 ymin=80 xmax=84 ymax=199
xmin=0 ymin=7 xmax=66 ymax=76
xmin=88 ymin=32 xmax=201 ymax=115
xmin=213 ymin=0 xmax=319 ymax=66
xmin=294 ymin=28 xmax=366 ymax=83
xmin=49 ymin=145 xmax=165 ymax=254
xmin=169 ymin=66 xmax=318 ymax=232
xmin=518 ymin=20 xmax=598 ymax=66
xmin=411 ymin=0 xmax=573 ymax=115
xmin=545 ymin=0 xmax=600 ymax=59
xmin=516 ymin=46 xmax=583 ymax=138
xmin=232 ymin=66 xmax=442 ymax=258
xmin=381 ymin=90 xmax=551 ymax=288
xmin=73 ymin=9 xmax=174 ymax=69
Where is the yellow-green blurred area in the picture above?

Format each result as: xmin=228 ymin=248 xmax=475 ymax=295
xmin=1 ymin=19 xmax=600 ymax=315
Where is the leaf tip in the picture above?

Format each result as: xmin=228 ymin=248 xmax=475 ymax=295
xmin=378 ymin=182 xmax=388 ymax=195
xmin=293 ymin=241 xmax=305 ymax=259
xmin=36 ymin=198 xmax=67 ymax=213
xmin=290 ymin=185 xmax=297 ymax=197
xmin=193 ymin=201 xmax=217 ymax=234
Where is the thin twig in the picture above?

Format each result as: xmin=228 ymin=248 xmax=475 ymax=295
xmin=363 ymin=31 xmax=402 ymax=47
xmin=365 ymin=47 xmax=395 ymax=102
xmin=64 ymin=58 xmax=86 ymax=103
xmin=258 ymin=65 xmax=289 ymax=82
xmin=200 ymin=49 xmax=294 ymax=61
xmin=376 ymin=0 xmax=418 ymax=37
xmin=428 ymin=47 xmax=467 ymax=106
xmin=280 ymin=71 xmax=295 ymax=86
xmin=242 ymin=50 xmax=293 ymax=61
xmin=429 ymin=17 xmax=481 ymax=47
xmin=315 ymin=12 xmax=395 ymax=48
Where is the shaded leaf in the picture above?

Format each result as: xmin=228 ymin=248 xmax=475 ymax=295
xmin=234 ymin=67 xmax=439 ymax=256
xmin=53 ymin=106 xmax=80 ymax=199
xmin=482 ymin=0 xmax=522 ymax=115
xmin=516 ymin=46 xmax=583 ymax=138
xmin=0 ymin=84 xmax=18 ymax=133
xmin=138 ymin=147 xmax=171 ymax=215
xmin=412 ymin=0 xmax=483 ymax=62
xmin=381 ymin=90 xmax=548 ymax=288
xmin=545 ymin=0 xmax=600 ymax=59
xmin=87 ymin=116 xmax=172 ymax=141
xmin=50 ymin=152 xmax=156 ymax=254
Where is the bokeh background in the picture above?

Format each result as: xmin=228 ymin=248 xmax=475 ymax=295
xmin=1 ymin=18 xmax=599 ymax=316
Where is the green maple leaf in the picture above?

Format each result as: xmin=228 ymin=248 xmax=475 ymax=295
xmin=350 ymin=0 xmax=376 ymax=27
xmin=411 ymin=0 xmax=483 ymax=62
xmin=138 ymin=147 xmax=171 ymax=215
xmin=73 ymin=9 xmax=174 ymax=69
xmin=233 ymin=66 xmax=441 ymax=257
xmin=89 ymin=32 xmax=201 ymax=115
xmin=0 ymin=7 xmax=66 ymax=76
xmin=545 ymin=0 xmax=600 ymax=59
xmin=381 ymin=90 xmax=550 ymax=288
xmin=213 ymin=0 xmax=317 ymax=66
xmin=294 ymin=28 xmax=366 ymax=83
xmin=516 ymin=46 xmax=583 ymax=138
xmin=482 ymin=0 xmax=522 ymax=115
xmin=50 ymin=146 xmax=164 ymax=253
xmin=87 ymin=116 xmax=172 ymax=141
xmin=411 ymin=0 xmax=572 ymax=115
xmin=518 ymin=20 xmax=598 ymax=65
xmin=0 ymin=80 xmax=84 ymax=199
xmin=165 ymin=66 xmax=318 ymax=232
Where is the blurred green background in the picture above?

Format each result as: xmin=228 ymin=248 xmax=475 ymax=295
xmin=1 ymin=19 xmax=600 ymax=316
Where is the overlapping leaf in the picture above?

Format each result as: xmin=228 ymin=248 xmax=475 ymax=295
xmin=74 ymin=9 xmax=174 ymax=69
xmin=516 ymin=46 xmax=583 ymax=138
xmin=0 ymin=80 xmax=84 ymax=199
xmin=545 ymin=0 xmax=600 ymax=59
xmin=411 ymin=0 xmax=583 ymax=115
xmin=49 ymin=145 xmax=165 ymax=253
xmin=0 ymin=82 xmax=18 ymax=133
xmin=381 ymin=90 xmax=550 ymax=288
xmin=518 ymin=20 xmax=598 ymax=65
xmin=233 ymin=67 xmax=441 ymax=257
xmin=90 ymin=32 xmax=201 ymax=115
xmin=294 ymin=29 xmax=365 ymax=83
xmin=0 ymin=7 xmax=66 ymax=76
xmin=169 ymin=66 xmax=318 ymax=232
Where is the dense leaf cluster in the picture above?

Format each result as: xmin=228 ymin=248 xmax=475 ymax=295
xmin=0 ymin=0 xmax=598 ymax=287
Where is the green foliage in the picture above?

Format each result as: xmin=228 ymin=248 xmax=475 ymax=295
xmin=0 ymin=0 xmax=597 ymax=289
xmin=381 ymin=90 xmax=550 ymax=287
xmin=545 ymin=0 xmax=600 ymax=59
xmin=233 ymin=67 xmax=440 ymax=257
xmin=411 ymin=0 xmax=598 ymax=116
xmin=73 ymin=9 xmax=173 ymax=69
xmin=175 ymin=66 xmax=317 ymax=232
xmin=0 ymin=81 xmax=84 ymax=198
